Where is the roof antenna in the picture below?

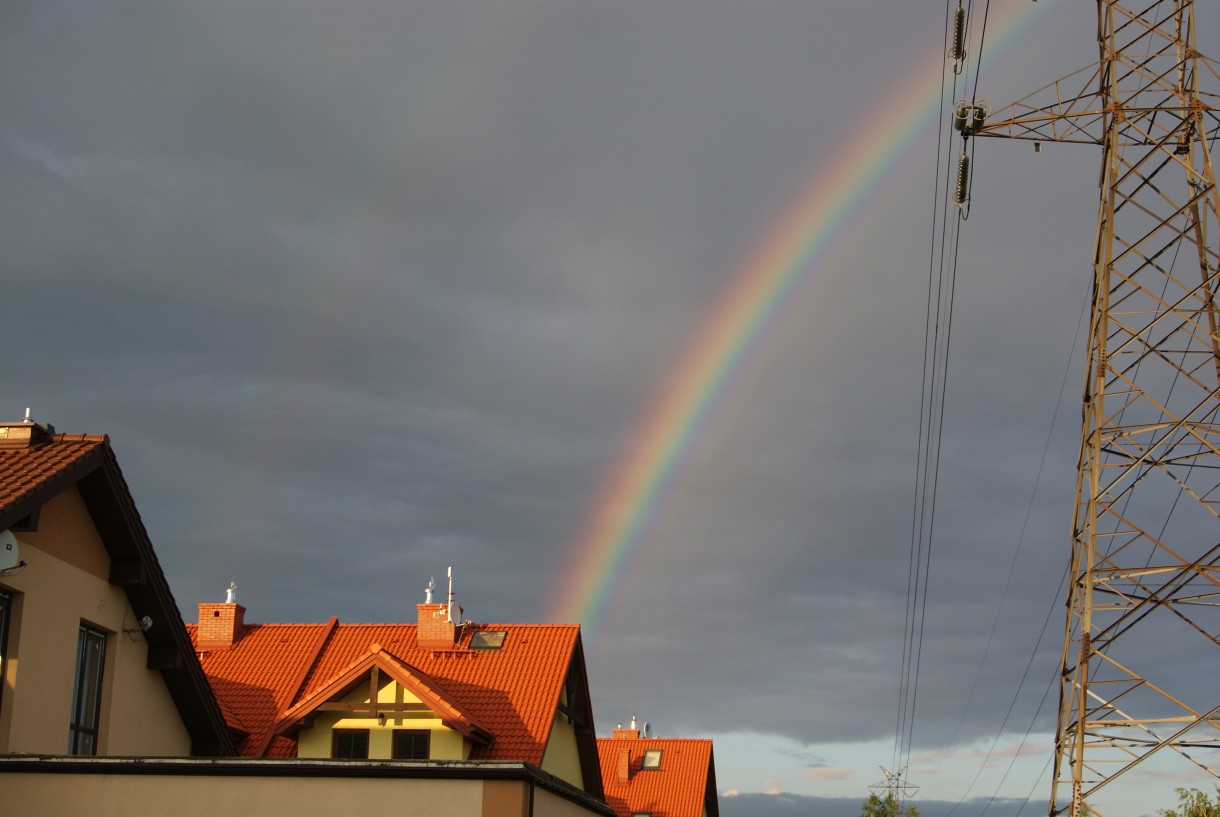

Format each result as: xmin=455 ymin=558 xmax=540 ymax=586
xmin=446 ymin=566 xmax=455 ymax=623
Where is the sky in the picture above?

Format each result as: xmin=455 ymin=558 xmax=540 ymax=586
xmin=3 ymin=2 xmax=1219 ymax=816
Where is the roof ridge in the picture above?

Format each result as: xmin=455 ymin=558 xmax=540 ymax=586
xmin=53 ymin=433 xmax=108 ymax=443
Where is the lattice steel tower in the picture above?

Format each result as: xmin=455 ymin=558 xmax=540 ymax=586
xmin=967 ymin=2 xmax=1220 ymax=815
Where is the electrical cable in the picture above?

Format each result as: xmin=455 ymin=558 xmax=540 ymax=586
xmin=895 ymin=15 xmax=973 ymax=792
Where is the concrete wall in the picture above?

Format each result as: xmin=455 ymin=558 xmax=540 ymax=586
xmin=0 ymin=764 xmax=612 ymax=817
xmin=2 ymin=772 xmax=491 ymax=817
xmin=0 ymin=487 xmax=191 ymax=756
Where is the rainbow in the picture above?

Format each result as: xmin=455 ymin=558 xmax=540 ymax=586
xmin=551 ymin=0 xmax=1069 ymax=633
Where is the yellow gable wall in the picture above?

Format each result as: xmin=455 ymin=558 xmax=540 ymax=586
xmin=539 ymin=687 xmax=584 ymax=791
xmin=297 ymin=676 xmax=467 ymax=760
xmin=0 ymin=486 xmax=191 ymax=756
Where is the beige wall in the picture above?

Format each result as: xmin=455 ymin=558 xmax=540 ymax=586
xmin=539 ymin=684 xmax=584 ymax=791
xmin=536 ymin=785 xmax=605 ymax=817
xmin=297 ymin=676 xmax=469 ymax=760
xmin=2 ymin=773 xmax=490 ymax=817
xmin=0 ymin=487 xmax=191 ymax=756
xmin=0 ymin=769 xmax=607 ymax=817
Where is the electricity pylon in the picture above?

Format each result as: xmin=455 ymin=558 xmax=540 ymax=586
xmin=869 ymin=766 xmax=919 ymax=811
xmin=967 ymin=2 xmax=1220 ymax=815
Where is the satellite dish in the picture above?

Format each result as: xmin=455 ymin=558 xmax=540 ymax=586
xmin=642 ymin=721 xmax=652 ymax=738
xmin=0 ymin=530 xmax=20 ymax=572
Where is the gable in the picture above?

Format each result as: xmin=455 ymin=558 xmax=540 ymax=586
xmin=15 ymin=485 xmax=109 ymax=579
xmin=0 ymin=427 xmax=233 ymax=756
xmin=294 ymin=667 xmax=475 ymax=761
xmin=275 ymin=646 xmax=492 ymax=746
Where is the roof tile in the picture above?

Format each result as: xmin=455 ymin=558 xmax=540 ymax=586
xmin=597 ymin=738 xmax=715 ymax=817
xmin=0 ymin=433 xmax=106 ymax=519
xmin=189 ymin=621 xmax=578 ymax=764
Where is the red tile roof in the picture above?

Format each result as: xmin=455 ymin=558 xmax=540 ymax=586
xmin=598 ymin=737 xmax=718 ymax=817
xmin=0 ymin=431 xmax=106 ymax=520
xmin=188 ymin=619 xmax=584 ymax=766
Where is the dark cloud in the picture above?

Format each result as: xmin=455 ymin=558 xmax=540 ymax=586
xmin=3 ymin=1 xmax=1218 ymax=814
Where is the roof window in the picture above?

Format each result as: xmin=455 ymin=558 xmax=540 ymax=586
xmin=469 ymin=630 xmax=507 ymax=651
xmin=642 ymin=748 xmax=662 ymax=769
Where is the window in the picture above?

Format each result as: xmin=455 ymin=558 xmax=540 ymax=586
xmin=642 ymin=748 xmax=662 ymax=769
xmin=0 ymin=590 xmax=10 ymax=714
xmin=68 ymin=624 xmax=106 ymax=755
xmin=332 ymin=729 xmax=370 ymax=759
xmin=632 ymin=812 xmax=652 ymax=817
xmin=469 ymin=630 xmax=506 ymax=651
xmin=393 ymin=729 xmax=430 ymax=759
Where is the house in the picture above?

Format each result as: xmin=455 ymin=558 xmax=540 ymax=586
xmin=0 ymin=420 xmax=611 ymax=817
xmin=0 ymin=418 xmax=232 ymax=757
xmin=185 ymin=589 xmax=604 ymax=802
xmin=598 ymin=720 xmax=719 ymax=817
xmin=0 ymin=417 xmax=696 ymax=817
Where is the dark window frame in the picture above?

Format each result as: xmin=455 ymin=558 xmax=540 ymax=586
xmin=392 ymin=729 xmax=431 ymax=760
xmin=68 ymin=624 xmax=107 ymax=755
xmin=0 ymin=590 xmax=11 ymax=716
xmin=332 ymin=728 xmax=370 ymax=759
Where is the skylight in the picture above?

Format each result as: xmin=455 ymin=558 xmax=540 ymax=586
xmin=469 ymin=630 xmax=507 ymax=651
xmin=642 ymin=749 xmax=662 ymax=769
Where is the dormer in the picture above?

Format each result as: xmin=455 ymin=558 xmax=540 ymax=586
xmin=273 ymin=644 xmax=493 ymax=761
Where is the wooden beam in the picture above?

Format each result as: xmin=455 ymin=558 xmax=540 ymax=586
xmin=556 ymin=702 xmax=587 ymax=729
xmin=370 ymin=666 xmax=380 ymax=719
xmin=108 ymin=560 xmax=147 ymax=586
xmin=316 ymin=702 xmax=430 ymax=712
xmin=147 ymin=646 xmax=181 ymax=670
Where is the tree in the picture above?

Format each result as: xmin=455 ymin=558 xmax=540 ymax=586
xmin=859 ymin=792 xmax=919 ymax=817
xmin=1159 ymin=787 xmax=1220 ymax=817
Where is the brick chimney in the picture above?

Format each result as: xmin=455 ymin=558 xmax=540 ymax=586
xmin=197 ymin=602 xmax=246 ymax=650
xmin=617 ymin=748 xmax=631 ymax=782
xmin=612 ymin=723 xmax=641 ymax=739
xmin=416 ymin=603 xmax=458 ymax=649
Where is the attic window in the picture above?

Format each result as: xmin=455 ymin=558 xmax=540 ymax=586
xmin=469 ymin=630 xmax=506 ymax=651
xmin=393 ymin=729 xmax=430 ymax=760
xmin=642 ymin=749 xmax=662 ymax=769
xmin=632 ymin=813 xmax=653 ymax=817
xmin=333 ymin=729 xmax=369 ymax=759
